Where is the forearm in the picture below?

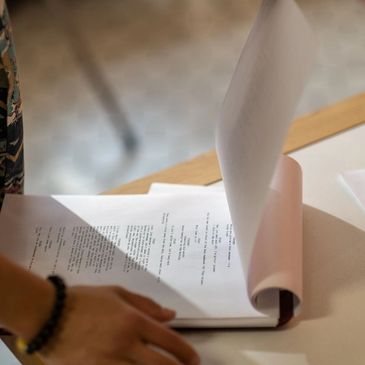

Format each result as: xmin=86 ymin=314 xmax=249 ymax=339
xmin=0 ymin=254 xmax=54 ymax=341
xmin=0 ymin=0 xmax=4 ymax=17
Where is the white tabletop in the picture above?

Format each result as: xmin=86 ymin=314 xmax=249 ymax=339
xmin=184 ymin=124 xmax=365 ymax=365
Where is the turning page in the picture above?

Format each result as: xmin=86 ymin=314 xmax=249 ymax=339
xmin=216 ymin=0 xmax=316 ymax=280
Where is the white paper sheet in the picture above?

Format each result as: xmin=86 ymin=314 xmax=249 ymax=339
xmin=0 ymin=340 xmax=20 ymax=365
xmin=0 ymin=194 xmax=277 ymax=327
xmin=340 ymin=170 xmax=365 ymax=212
xmin=216 ymin=0 xmax=316 ymax=275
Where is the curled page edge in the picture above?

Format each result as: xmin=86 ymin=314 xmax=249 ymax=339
xmin=216 ymin=0 xmax=316 ymax=281
xmin=248 ymin=155 xmax=303 ymax=322
xmin=148 ymin=155 xmax=303 ymax=324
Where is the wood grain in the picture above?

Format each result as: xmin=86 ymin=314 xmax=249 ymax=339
xmin=105 ymin=93 xmax=365 ymax=195
xmin=284 ymin=93 xmax=365 ymax=152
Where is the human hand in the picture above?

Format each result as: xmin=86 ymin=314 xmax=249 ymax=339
xmin=39 ymin=285 xmax=200 ymax=365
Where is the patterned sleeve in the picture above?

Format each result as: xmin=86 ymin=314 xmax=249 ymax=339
xmin=0 ymin=5 xmax=24 ymax=209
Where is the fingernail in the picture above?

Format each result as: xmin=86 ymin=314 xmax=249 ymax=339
xmin=162 ymin=307 xmax=176 ymax=317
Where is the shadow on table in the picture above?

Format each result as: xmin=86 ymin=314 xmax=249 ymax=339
xmin=300 ymin=204 xmax=365 ymax=321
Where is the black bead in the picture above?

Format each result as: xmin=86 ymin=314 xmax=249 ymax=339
xmin=24 ymin=275 xmax=67 ymax=354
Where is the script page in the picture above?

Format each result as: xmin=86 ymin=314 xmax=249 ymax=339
xmin=0 ymin=194 xmax=277 ymax=326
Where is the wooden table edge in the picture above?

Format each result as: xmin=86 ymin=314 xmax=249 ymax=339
xmin=104 ymin=93 xmax=365 ymax=195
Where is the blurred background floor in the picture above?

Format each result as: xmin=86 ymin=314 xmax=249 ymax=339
xmin=8 ymin=0 xmax=365 ymax=194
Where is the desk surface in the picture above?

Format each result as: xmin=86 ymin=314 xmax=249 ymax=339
xmin=2 ymin=93 xmax=365 ymax=365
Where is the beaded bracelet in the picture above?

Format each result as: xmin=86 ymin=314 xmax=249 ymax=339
xmin=16 ymin=275 xmax=67 ymax=355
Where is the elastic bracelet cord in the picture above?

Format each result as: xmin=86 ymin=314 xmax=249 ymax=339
xmin=17 ymin=275 xmax=67 ymax=355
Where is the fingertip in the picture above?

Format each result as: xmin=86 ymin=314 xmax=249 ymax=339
xmin=162 ymin=307 xmax=176 ymax=318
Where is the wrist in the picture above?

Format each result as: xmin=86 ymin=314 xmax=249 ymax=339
xmin=18 ymin=276 xmax=67 ymax=355
xmin=0 ymin=256 xmax=55 ymax=340
xmin=19 ymin=277 xmax=55 ymax=342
